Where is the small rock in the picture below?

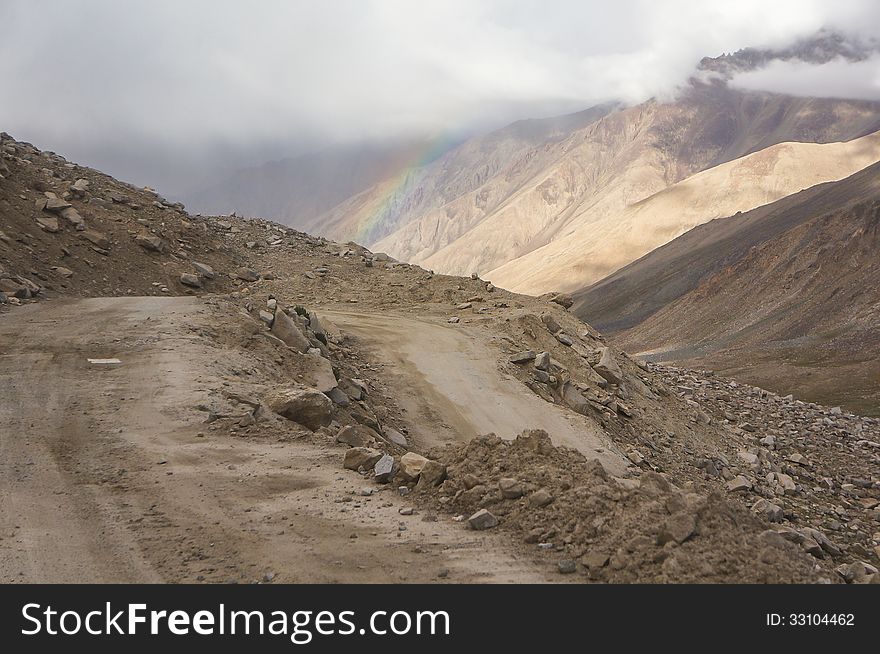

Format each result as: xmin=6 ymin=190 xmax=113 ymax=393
xmin=467 ymin=509 xmax=498 ymax=530
xmin=499 ymin=478 xmax=524 ymax=499
xmin=373 ymin=454 xmax=397 ymax=483
xmin=657 ymin=512 xmax=696 ymax=545
xmin=35 ymin=214 xmax=60 ymax=233
xmin=179 ymin=273 xmax=202 ymax=288
xmin=726 ymin=475 xmax=753 ymax=493
xmin=752 ymin=499 xmax=784 ymax=523
xmin=192 ymin=261 xmax=215 ymax=279
xmin=534 ymin=352 xmax=550 ymax=371
xmin=557 ymin=560 xmax=577 ymax=574
xmin=336 ymin=425 xmax=380 ymax=448
xmin=384 ymin=428 xmax=408 ymax=448
xmin=509 ymin=350 xmax=536 ymax=364
xmin=325 ymin=387 xmax=350 ymax=407
xmin=582 ymin=551 xmax=610 ymax=569
xmin=540 ymin=314 xmax=562 ymax=334
xmin=528 ymin=488 xmax=554 ymax=508
xmin=556 ymin=332 xmax=573 ymax=346
xmin=235 ymin=267 xmax=260 ymax=282
xmin=135 ymin=233 xmax=165 ymax=252
xmin=343 ymin=447 xmax=383 ymax=471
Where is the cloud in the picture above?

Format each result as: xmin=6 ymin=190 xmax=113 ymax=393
xmin=1 ymin=0 xmax=879 ymax=194
xmin=731 ymin=55 xmax=880 ymax=101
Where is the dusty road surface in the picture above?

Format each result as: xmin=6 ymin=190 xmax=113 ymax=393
xmin=324 ymin=309 xmax=627 ymax=475
xmin=0 ymin=296 xmax=556 ymax=583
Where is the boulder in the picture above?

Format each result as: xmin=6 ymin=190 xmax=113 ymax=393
xmin=179 ymin=273 xmax=202 ymax=288
xmin=35 ymin=214 xmax=60 ymax=233
xmin=271 ymin=309 xmax=311 ymax=352
xmin=550 ymin=293 xmax=574 ymax=309
xmin=593 ymin=347 xmax=623 ymax=386
xmin=399 ymin=452 xmax=429 ymax=480
xmin=467 ymin=509 xmax=498 ymax=530
xmin=235 ymin=267 xmax=260 ymax=282
xmin=373 ymin=454 xmax=397 ymax=483
xmin=44 ymin=197 xmax=71 ymax=212
xmin=499 ymin=478 xmax=524 ymax=499
xmin=325 ymin=387 xmax=350 ymax=406
xmin=192 ymin=261 xmax=215 ymax=279
xmin=752 ymin=499 xmax=784 ymax=523
xmin=343 ymin=447 xmax=383 ymax=471
xmin=135 ymin=233 xmax=165 ymax=252
xmin=415 ymin=460 xmax=447 ymax=490
xmin=301 ymin=352 xmax=337 ymax=393
xmin=534 ymin=352 xmax=550 ymax=371
xmin=269 ymin=387 xmax=333 ymax=430
xmin=541 ymin=314 xmax=562 ymax=334
xmin=82 ymin=230 xmax=110 ymax=250
xmin=336 ymin=425 xmax=379 ymax=448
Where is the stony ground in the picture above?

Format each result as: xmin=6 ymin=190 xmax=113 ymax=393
xmin=1 ymin=131 xmax=878 ymax=583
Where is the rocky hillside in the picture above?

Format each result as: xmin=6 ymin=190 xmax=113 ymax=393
xmin=2 ymin=132 xmax=878 ymax=584
xmin=575 ymin=162 xmax=880 ymax=416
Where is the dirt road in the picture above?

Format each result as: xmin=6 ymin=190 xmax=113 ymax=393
xmin=324 ymin=309 xmax=627 ymax=475
xmin=0 ymin=296 xmax=555 ymax=583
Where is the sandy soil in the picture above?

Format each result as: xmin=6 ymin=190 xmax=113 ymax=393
xmin=0 ymin=296 xmax=554 ymax=583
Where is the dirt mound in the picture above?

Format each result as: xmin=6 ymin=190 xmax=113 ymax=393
xmin=419 ymin=430 xmax=823 ymax=583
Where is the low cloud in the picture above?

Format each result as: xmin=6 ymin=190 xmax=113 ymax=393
xmin=1 ymin=0 xmax=879 ymax=194
xmin=731 ymin=55 xmax=880 ymax=101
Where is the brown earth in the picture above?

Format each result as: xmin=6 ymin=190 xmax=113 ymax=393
xmin=1 ymin=132 xmax=878 ymax=583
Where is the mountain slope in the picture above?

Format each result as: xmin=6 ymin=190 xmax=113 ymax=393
xmin=573 ymin=161 xmax=880 ymax=332
xmin=370 ymin=84 xmax=880 ymax=290
xmin=486 ymin=129 xmax=880 ymax=293
xmin=306 ymin=102 xmax=619 ymax=245
xmin=575 ymin=163 xmax=880 ymax=414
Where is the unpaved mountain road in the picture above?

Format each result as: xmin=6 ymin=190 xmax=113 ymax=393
xmin=323 ymin=309 xmax=628 ymax=475
xmin=0 ymin=296 xmax=556 ymax=583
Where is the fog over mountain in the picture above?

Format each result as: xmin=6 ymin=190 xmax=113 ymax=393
xmin=2 ymin=0 xmax=880 ymax=197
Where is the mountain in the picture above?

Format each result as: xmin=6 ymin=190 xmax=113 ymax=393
xmin=574 ymin=162 xmax=880 ymax=414
xmin=485 ymin=129 xmax=880 ymax=293
xmin=368 ymin=84 xmax=880 ymax=290
xmin=303 ymin=103 xmax=619 ymax=245
xmin=3 ymin=131 xmax=879 ymax=584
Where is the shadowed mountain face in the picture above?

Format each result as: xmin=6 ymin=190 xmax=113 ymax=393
xmin=369 ymin=83 xmax=880 ymax=293
xmin=574 ymin=163 xmax=880 ymax=415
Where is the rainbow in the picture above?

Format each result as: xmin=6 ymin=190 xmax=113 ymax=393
xmin=350 ymin=134 xmax=461 ymax=244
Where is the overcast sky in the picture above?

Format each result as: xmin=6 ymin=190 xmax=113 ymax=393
xmin=2 ymin=0 xmax=879 ymax=196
